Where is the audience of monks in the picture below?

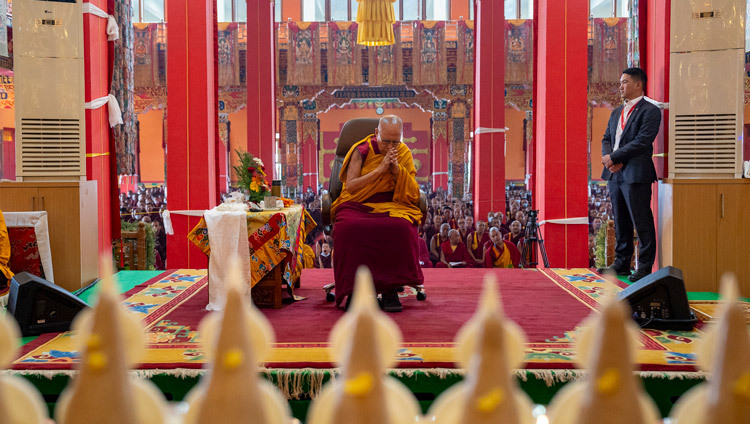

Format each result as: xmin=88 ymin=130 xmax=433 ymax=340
xmin=301 ymin=179 xmax=612 ymax=270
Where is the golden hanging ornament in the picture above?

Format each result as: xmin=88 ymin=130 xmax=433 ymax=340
xmin=356 ymin=0 xmax=397 ymax=46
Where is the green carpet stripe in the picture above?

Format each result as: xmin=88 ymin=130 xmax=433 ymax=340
xmin=76 ymin=270 xmax=163 ymax=305
xmin=616 ymin=275 xmax=749 ymax=302
xmin=17 ymin=271 xmax=162 ymax=347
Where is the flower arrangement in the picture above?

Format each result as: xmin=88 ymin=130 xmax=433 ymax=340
xmin=233 ymin=149 xmax=270 ymax=203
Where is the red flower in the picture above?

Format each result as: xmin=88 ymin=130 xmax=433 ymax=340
xmin=247 ymin=166 xmax=255 ymax=173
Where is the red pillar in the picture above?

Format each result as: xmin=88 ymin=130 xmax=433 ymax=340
xmin=166 ymin=0 xmax=218 ymax=268
xmin=246 ymin=0 xmax=276 ymax=179
xmin=533 ymin=0 xmax=589 ymax=267
xmin=83 ymin=0 xmax=111 ymax=259
xmin=645 ymin=0 xmax=670 ymax=271
xmin=472 ymin=0 xmax=505 ymax=221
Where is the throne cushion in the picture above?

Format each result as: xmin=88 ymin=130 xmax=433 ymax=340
xmin=8 ymin=226 xmax=46 ymax=279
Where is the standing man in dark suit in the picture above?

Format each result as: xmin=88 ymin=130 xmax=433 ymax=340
xmin=598 ymin=68 xmax=661 ymax=282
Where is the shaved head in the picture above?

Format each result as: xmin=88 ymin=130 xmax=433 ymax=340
xmin=449 ymin=229 xmax=461 ymax=245
xmin=379 ymin=115 xmax=403 ymax=132
xmin=375 ymin=115 xmax=404 ymax=154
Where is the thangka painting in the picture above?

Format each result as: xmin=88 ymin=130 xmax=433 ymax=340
xmin=218 ymin=23 xmax=241 ymax=86
xmin=592 ymin=18 xmax=628 ymax=84
xmin=368 ymin=22 xmax=402 ymax=86
xmin=327 ymin=22 xmax=362 ymax=86
xmin=287 ymin=22 xmax=321 ymax=85
xmin=505 ymin=20 xmax=533 ymax=84
xmin=133 ymin=23 xmax=160 ymax=87
xmin=456 ymin=21 xmax=475 ymax=85
xmin=412 ymin=21 xmax=447 ymax=85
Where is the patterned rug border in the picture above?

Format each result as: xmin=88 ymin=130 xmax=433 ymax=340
xmin=12 ymin=268 xmax=704 ymax=374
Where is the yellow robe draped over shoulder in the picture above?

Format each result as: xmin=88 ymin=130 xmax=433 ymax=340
xmin=492 ymin=245 xmax=512 ymax=268
xmin=0 ymin=210 xmax=14 ymax=281
xmin=331 ymin=135 xmax=422 ymax=224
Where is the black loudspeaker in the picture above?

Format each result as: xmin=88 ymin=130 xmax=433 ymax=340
xmin=7 ymin=272 xmax=89 ymax=336
xmin=617 ymin=266 xmax=698 ymax=331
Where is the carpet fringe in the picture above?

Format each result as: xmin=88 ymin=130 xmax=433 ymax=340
xmin=130 ymin=368 xmax=206 ymax=379
xmin=261 ymin=367 xmax=339 ymax=400
xmin=0 ymin=368 xmax=708 ymax=393
xmin=637 ymin=371 xmax=707 ymax=380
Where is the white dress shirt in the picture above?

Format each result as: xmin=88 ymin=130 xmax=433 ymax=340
xmin=614 ymin=95 xmax=643 ymax=151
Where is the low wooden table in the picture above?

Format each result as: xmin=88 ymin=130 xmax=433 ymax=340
xmin=189 ymin=204 xmax=316 ymax=309
xmin=251 ymin=266 xmax=283 ymax=309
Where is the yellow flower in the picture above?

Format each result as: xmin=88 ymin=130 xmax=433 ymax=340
xmin=250 ymin=181 xmax=259 ymax=192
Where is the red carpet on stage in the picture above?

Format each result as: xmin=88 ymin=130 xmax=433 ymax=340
xmin=266 ymin=268 xmax=597 ymax=345
xmin=13 ymin=268 xmax=700 ymax=374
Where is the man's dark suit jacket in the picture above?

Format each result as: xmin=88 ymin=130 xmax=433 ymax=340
xmin=601 ymin=99 xmax=662 ymax=183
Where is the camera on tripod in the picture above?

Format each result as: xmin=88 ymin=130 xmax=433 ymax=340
xmin=525 ymin=210 xmax=539 ymax=234
xmin=520 ymin=209 xmax=550 ymax=268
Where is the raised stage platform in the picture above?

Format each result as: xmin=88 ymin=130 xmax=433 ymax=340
xmin=8 ymin=267 xmax=736 ymax=421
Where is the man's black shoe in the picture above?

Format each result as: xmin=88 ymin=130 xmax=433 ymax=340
xmin=382 ymin=290 xmax=403 ymax=313
xmin=596 ymin=264 xmax=631 ymax=276
xmin=628 ymin=268 xmax=651 ymax=282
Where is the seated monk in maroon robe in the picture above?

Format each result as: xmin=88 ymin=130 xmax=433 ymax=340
xmin=429 ymin=223 xmax=450 ymax=265
xmin=331 ymin=115 xmax=423 ymax=312
xmin=484 ymin=227 xmax=521 ymax=268
xmin=503 ymin=220 xmax=525 ymax=248
xmin=466 ymin=220 xmax=491 ymax=266
xmin=436 ymin=229 xmax=474 ymax=268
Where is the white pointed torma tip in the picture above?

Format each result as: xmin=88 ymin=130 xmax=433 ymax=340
xmin=307 ymin=266 xmax=420 ymax=424
xmin=0 ymin=314 xmax=48 ymax=424
xmin=670 ymin=273 xmax=750 ymax=424
xmin=547 ymin=291 xmax=661 ymax=424
xmin=428 ymin=273 xmax=535 ymax=424
xmin=56 ymin=256 xmax=167 ymax=424
xmin=184 ymin=257 xmax=290 ymax=424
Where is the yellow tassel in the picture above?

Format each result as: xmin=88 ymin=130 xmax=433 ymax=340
xmin=356 ymin=0 xmax=396 ymax=46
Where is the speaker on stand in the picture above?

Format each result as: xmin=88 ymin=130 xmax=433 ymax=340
xmin=7 ymin=272 xmax=89 ymax=336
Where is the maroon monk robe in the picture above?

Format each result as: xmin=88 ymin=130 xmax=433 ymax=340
xmin=332 ymin=139 xmax=424 ymax=308
xmin=504 ymin=232 xmax=525 ymax=247
xmin=435 ymin=240 xmax=474 ymax=268
xmin=483 ymin=240 xmax=521 ymax=268
xmin=467 ymin=230 xmax=491 ymax=260
xmin=318 ymin=253 xmax=332 ymax=269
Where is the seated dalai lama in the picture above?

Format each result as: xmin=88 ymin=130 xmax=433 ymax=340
xmin=330 ymin=115 xmax=423 ymax=312
xmin=484 ymin=227 xmax=521 ymax=268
